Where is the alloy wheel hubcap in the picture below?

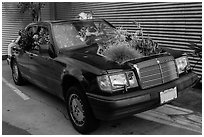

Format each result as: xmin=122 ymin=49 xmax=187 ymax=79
xmin=69 ymin=93 xmax=85 ymax=126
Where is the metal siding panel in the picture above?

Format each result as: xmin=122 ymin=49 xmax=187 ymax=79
xmin=2 ymin=2 xmax=31 ymax=56
xmin=41 ymin=3 xmax=51 ymax=21
xmin=55 ymin=2 xmax=202 ymax=77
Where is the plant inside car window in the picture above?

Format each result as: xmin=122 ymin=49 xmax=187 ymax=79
xmin=18 ymin=29 xmax=34 ymax=51
xmin=18 ymin=27 xmax=50 ymax=52
xmin=37 ymin=27 xmax=50 ymax=45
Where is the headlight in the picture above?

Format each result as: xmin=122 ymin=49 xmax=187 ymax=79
xmin=175 ymin=56 xmax=190 ymax=74
xmin=97 ymin=75 xmax=112 ymax=91
xmin=97 ymin=71 xmax=138 ymax=93
xmin=126 ymin=71 xmax=138 ymax=87
xmin=109 ymin=73 xmax=128 ymax=89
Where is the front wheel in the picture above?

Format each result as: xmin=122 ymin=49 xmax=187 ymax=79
xmin=66 ymin=86 xmax=99 ymax=134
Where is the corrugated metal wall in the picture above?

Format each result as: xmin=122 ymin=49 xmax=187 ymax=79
xmin=2 ymin=2 xmax=51 ymax=57
xmin=55 ymin=2 xmax=202 ymax=77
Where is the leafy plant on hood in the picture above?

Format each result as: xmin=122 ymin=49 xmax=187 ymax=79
xmin=103 ymin=42 xmax=144 ymax=64
xmin=97 ymin=20 xmax=162 ymax=63
xmin=76 ymin=12 xmax=162 ymax=63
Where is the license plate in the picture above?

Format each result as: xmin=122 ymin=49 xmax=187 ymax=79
xmin=160 ymin=87 xmax=177 ymax=104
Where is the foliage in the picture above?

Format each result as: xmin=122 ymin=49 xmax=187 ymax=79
xmin=187 ymin=36 xmax=202 ymax=57
xmin=17 ymin=2 xmax=45 ymax=22
xmin=18 ymin=29 xmax=34 ymax=51
xmin=75 ymin=12 xmax=162 ymax=63
xmin=97 ymin=21 xmax=162 ymax=63
xmin=103 ymin=43 xmax=144 ymax=64
xmin=129 ymin=35 xmax=162 ymax=56
xmin=103 ymin=21 xmax=162 ymax=56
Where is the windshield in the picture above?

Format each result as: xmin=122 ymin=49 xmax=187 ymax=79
xmin=52 ymin=20 xmax=115 ymax=49
xmin=52 ymin=23 xmax=86 ymax=49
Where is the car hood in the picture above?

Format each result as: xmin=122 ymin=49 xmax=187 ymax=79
xmin=57 ymin=45 xmax=174 ymax=74
xmin=58 ymin=45 xmax=130 ymax=71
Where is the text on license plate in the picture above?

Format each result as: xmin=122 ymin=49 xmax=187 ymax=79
xmin=160 ymin=87 xmax=177 ymax=104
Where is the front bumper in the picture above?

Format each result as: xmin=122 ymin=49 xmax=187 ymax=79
xmin=87 ymin=72 xmax=198 ymax=120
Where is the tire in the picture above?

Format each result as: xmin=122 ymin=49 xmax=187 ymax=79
xmin=11 ymin=61 xmax=25 ymax=85
xmin=66 ymin=86 xmax=99 ymax=134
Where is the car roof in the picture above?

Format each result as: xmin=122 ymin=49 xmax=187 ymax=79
xmin=26 ymin=20 xmax=67 ymax=26
xmin=25 ymin=20 xmax=71 ymax=29
xmin=25 ymin=18 xmax=114 ymax=30
xmin=28 ymin=19 xmax=103 ymax=25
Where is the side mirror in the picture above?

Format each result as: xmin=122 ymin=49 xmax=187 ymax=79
xmin=12 ymin=46 xmax=21 ymax=52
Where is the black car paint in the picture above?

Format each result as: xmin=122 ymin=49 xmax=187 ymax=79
xmin=11 ymin=20 xmax=198 ymax=121
xmin=86 ymin=72 xmax=198 ymax=120
xmin=12 ymin=20 xmax=128 ymax=99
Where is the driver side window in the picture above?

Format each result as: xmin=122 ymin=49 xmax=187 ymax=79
xmin=30 ymin=26 xmax=51 ymax=56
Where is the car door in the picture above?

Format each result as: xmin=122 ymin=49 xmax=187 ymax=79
xmin=16 ymin=26 xmax=35 ymax=80
xmin=36 ymin=25 xmax=64 ymax=96
xmin=25 ymin=25 xmax=49 ymax=90
xmin=28 ymin=24 xmax=63 ymax=95
xmin=15 ymin=47 xmax=31 ymax=79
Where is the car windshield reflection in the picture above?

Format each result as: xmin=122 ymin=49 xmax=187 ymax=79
xmin=52 ymin=20 xmax=115 ymax=49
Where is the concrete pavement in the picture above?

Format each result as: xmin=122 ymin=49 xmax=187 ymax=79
xmin=2 ymin=60 xmax=202 ymax=135
xmin=2 ymin=121 xmax=31 ymax=135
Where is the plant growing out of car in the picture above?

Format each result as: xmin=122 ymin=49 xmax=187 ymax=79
xmin=18 ymin=29 xmax=34 ymax=51
xmin=10 ymin=13 xmax=198 ymax=134
xmin=97 ymin=26 xmax=143 ymax=63
xmin=95 ymin=21 xmax=162 ymax=63
xmin=76 ymin=14 xmax=162 ymax=62
xmin=103 ymin=42 xmax=144 ymax=64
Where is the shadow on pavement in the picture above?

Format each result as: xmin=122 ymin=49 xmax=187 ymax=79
xmin=170 ymin=87 xmax=202 ymax=114
xmin=2 ymin=121 xmax=31 ymax=135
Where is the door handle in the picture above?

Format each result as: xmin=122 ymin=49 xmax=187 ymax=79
xmin=28 ymin=53 xmax=38 ymax=59
xmin=29 ymin=53 xmax=34 ymax=59
xmin=44 ymin=56 xmax=52 ymax=60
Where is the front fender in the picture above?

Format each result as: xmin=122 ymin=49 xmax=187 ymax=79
xmin=55 ymin=56 xmax=106 ymax=97
xmin=60 ymin=67 xmax=91 ymax=100
xmin=55 ymin=56 xmax=106 ymax=76
xmin=62 ymin=67 xmax=84 ymax=82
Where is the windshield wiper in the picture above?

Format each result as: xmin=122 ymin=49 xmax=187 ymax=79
xmin=102 ymin=19 xmax=116 ymax=29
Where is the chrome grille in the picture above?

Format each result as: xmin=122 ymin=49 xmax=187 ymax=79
xmin=134 ymin=56 xmax=178 ymax=89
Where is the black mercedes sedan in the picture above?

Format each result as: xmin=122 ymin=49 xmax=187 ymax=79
xmin=9 ymin=18 xmax=198 ymax=134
